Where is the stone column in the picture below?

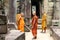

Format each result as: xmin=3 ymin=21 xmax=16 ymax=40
xmin=14 ymin=0 xmax=18 ymax=23
xmin=25 ymin=0 xmax=31 ymax=26
xmin=53 ymin=0 xmax=60 ymax=26
xmin=48 ymin=1 xmax=54 ymax=26
xmin=8 ymin=0 xmax=15 ymax=22
xmin=39 ymin=2 xmax=42 ymax=18
xmin=54 ymin=0 xmax=60 ymax=20
xmin=25 ymin=0 xmax=31 ymax=18
xmin=4 ymin=0 xmax=9 ymax=16
xmin=44 ymin=0 xmax=48 ymax=13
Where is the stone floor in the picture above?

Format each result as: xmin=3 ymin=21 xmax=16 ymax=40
xmin=25 ymin=29 xmax=54 ymax=40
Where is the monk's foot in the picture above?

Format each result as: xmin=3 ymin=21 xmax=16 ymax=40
xmin=33 ymin=37 xmax=35 ymax=39
xmin=33 ymin=37 xmax=36 ymax=39
xmin=34 ymin=36 xmax=37 ymax=39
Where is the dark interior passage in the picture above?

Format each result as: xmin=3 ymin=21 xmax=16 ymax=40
xmin=31 ymin=0 xmax=43 ymax=18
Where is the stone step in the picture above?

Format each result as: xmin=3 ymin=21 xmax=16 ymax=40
xmin=38 ymin=25 xmax=42 ymax=29
xmin=5 ymin=30 xmax=25 ymax=40
xmin=38 ymin=19 xmax=42 ymax=24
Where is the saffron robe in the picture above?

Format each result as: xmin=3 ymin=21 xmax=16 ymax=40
xmin=32 ymin=15 xmax=38 ymax=36
xmin=16 ymin=14 xmax=25 ymax=32
xmin=42 ymin=13 xmax=47 ymax=30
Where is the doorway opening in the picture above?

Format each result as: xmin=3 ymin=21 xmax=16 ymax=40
xmin=31 ymin=0 xmax=43 ymax=18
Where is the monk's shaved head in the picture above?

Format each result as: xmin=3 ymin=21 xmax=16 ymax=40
xmin=21 ymin=12 xmax=24 ymax=17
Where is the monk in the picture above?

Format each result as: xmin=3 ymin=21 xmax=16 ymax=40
xmin=16 ymin=13 xmax=25 ymax=32
xmin=42 ymin=12 xmax=47 ymax=33
xmin=32 ymin=11 xmax=38 ymax=39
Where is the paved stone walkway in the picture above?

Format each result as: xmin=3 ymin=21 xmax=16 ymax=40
xmin=25 ymin=29 xmax=54 ymax=40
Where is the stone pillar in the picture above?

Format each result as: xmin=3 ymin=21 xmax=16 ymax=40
xmin=53 ymin=0 xmax=60 ymax=26
xmin=39 ymin=2 xmax=42 ymax=18
xmin=4 ymin=0 xmax=9 ymax=16
xmin=25 ymin=0 xmax=31 ymax=25
xmin=14 ymin=0 xmax=18 ymax=23
xmin=8 ymin=0 xmax=15 ymax=22
xmin=54 ymin=0 xmax=60 ymax=20
xmin=25 ymin=0 xmax=31 ymax=18
xmin=58 ymin=0 xmax=60 ymax=27
xmin=48 ymin=1 xmax=54 ymax=26
xmin=44 ymin=0 xmax=48 ymax=13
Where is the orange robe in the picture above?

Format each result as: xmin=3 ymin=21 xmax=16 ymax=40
xmin=16 ymin=14 xmax=21 ymax=25
xmin=42 ymin=13 xmax=47 ymax=30
xmin=16 ymin=14 xmax=25 ymax=32
xmin=32 ymin=15 xmax=38 ymax=37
